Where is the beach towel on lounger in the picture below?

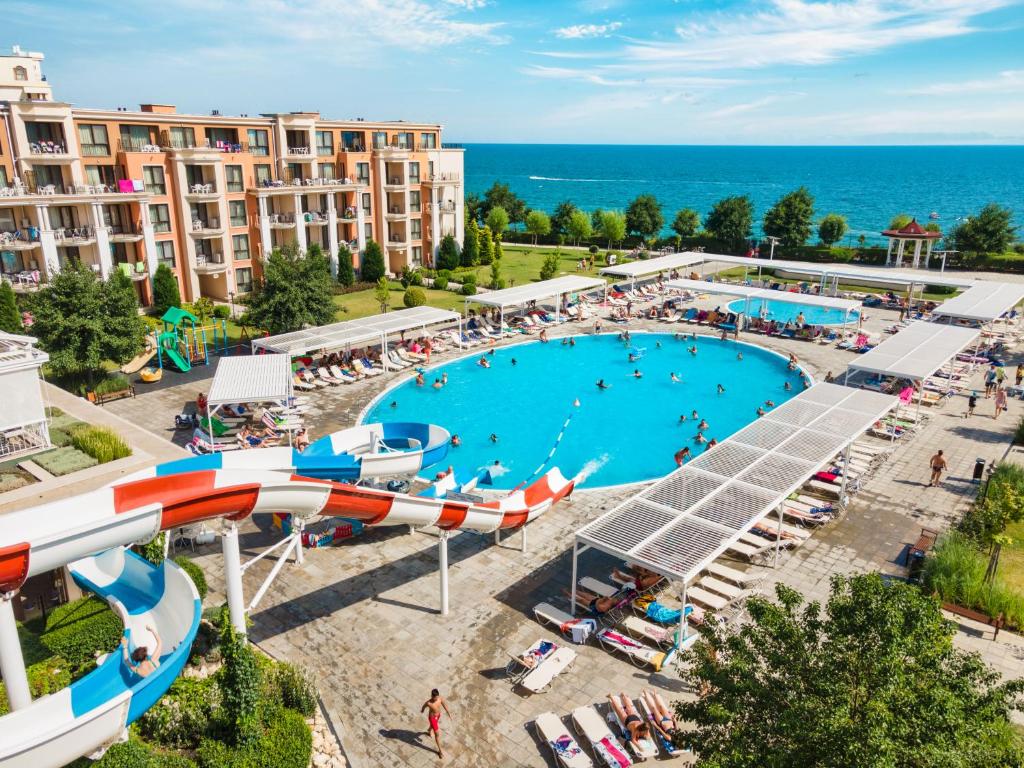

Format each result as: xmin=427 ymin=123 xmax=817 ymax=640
xmin=595 ymin=736 xmax=632 ymax=768
xmin=646 ymin=602 xmax=682 ymax=624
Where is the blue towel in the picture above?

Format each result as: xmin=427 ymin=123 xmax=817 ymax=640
xmin=646 ymin=602 xmax=682 ymax=624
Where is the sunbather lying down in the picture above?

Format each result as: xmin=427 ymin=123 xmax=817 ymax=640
xmin=641 ymin=689 xmax=680 ymax=742
xmin=608 ymin=692 xmax=651 ymax=742
xmin=568 ymin=587 xmax=636 ymax=616
xmin=613 ymin=564 xmax=661 ymax=591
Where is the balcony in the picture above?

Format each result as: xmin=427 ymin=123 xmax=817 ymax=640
xmin=108 ymin=225 xmax=144 ymax=243
xmin=54 ymin=226 xmax=96 ymax=246
xmin=0 ymin=230 xmax=41 ymax=251
xmin=383 ymin=177 xmax=406 ymax=190
xmin=184 ymin=183 xmax=219 ymax=202
xmin=340 ymin=143 xmax=366 ymax=153
xmin=262 ymin=213 xmax=296 ymax=229
xmin=302 ymin=211 xmax=329 ymax=226
xmin=28 ymin=141 xmax=71 ymax=161
xmin=424 ymin=172 xmax=462 ymax=185
xmin=117 ymin=138 xmax=163 ymax=154
xmin=195 ymin=253 xmax=227 ymax=275
xmin=437 ymin=201 xmax=457 ymax=214
xmin=190 ymin=218 xmax=224 ymax=238
xmin=385 ymin=205 xmax=406 ymax=221
xmin=283 ymin=145 xmax=312 ymax=159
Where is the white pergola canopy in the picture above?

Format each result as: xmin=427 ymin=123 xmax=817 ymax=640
xmin=601 ymin=253 xmax=705 ymax=280
xmin=252 ymin=306 xmax=460 ymax=356
xmin=467 ymin=276 xmax=606 ymax=309
xmin=575 ymin=383 xmax=897 ymax=584
xmin=665 ymin=278 xmax=861 ymax=313
xmin=208 ymin=354 xmax=294 ymax=406
xmin=931 ymin=282 xmax=1024 ymax=323
xmin=845 ymin=320 xmax=979 ymax=380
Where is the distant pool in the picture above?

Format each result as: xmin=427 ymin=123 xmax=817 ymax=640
xmin=728 ymin=298 xmax=859 ymax=326
xmin=362 ymin=333 xmax=804 ymax=489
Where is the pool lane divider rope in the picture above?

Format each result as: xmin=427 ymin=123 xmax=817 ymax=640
xmin=513 ymin=410 xmax=575 ymax=491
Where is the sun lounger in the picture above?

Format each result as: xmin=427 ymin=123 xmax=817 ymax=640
xmin=571 ymin=706 xmax=633 ymax=768
xmin=606 ymin=700 xmax=659 ymax=761
xmin=328 ymin=365 xmax=357 ymax=383
xmin=292 ymin=375 xmax=315 ymax=391
xmin=579 ymin=577 xmax=619 ymax=598
xmin=726 ymin=537 xmax=773 ymax=561
xmin=753 ymin=518 xmax=812 ymax=542
xmin=300 ymin=369 xmax=330 ymax=388
xmin=618 ymin=614 xmax=674 ymax=648
xmin=697 ymin=575 xmax=745 ymax=601
xmin=507 ymin=639 xmax=557 ymax=684
xmin=685 ymin=586 xmax=729 ymax=612
xmin=595 ymin=629 xmax=667 ymax=671
xmin=534 ymin=602 xmax=598 ymax=642
xmin=535 ymin=712 xmax=594 ymax=768
xmin=637 ymin=698 xmax=684 ymax=759
xmin=316 ymin=367 xmax=342 ymax=386
xmin=521 ymin=646 xmax=577 ymax=694
xmin=705 ymin=562 xmax=758 ymax=587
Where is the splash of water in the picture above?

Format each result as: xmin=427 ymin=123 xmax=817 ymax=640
xmin=575 ymin=454 xmax=610 ymax=484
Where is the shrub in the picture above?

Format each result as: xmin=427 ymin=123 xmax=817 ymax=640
xmin=456 ymin=270 xmax=477 ymax=284
xmin=34 ymin=446 xmax=99 ymax=476
xmin=539 ymin=253 xmax=560 ymax=281
xmin=41 ymin=596 xmax=121 ymax=672
xmin=433 ymin=275 xmax=448 ymax=290
xmin=88 ymin=740 xmax=154 ymax=768
xmin=173 ymin=555 xmax=208 ymax=599
xmin=139 ymin=676 xmax=220 ymax=749
xmin=460 ymin=282 xmax=477 ymax=296
xmin=213 ymin=305 xmax=231 ymax=320
xmin=196 ymin=706 xmax=312 ymax=768
xmin=1015 ymin=414 xmax=1024 ymax=445
xmin=137 ymin=533 xmax=166 ymax=566
xmin=589 ymin=244 xmax=599 ymax=255
xmin=958 ymin=463 xmax=1024 ymax=544
xmin=403 ymin=286 xmax=426 ymax=308
xmin=0 ymin=471 xmax=32 ymax=493
xmin=0 ymin=656 xmax=72 ymax=716
xmin=217 ymin=606 xmax=262 ymax=745
xmin=72 ymin=425 xmax=131 ymax=464
xmin=267 ymin=662 xmax=317 ymax=717
xmin=94 ymin=375 xmax=131 ymax=395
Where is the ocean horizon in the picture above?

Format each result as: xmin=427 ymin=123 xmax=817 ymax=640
xmin=462 ymin=143 xmax=1023 ymax=245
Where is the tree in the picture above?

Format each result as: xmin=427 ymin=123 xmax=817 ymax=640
xmin=590 ymin=208 xmax=605 ymax=231
xmin=671 ymin=208 xmax=700 ymax=239
xmin=489 ymin=258 xmax=504 ymax=289
xmin=464 ymin=192 xmax=483 ymax=224
xmin=32 ymin=263 xmax=145 ymax=383
xmin=539 ymin=252 xmax=560 ymax=281
xmin=151 ymin=263 xmax=181 ymax=316
xmin=486 ymin=206 xmax=509 ymax=240
xmin=245 ymin=243 xmax=335 ymax=335
xmin=0 ymin=280 xmax=22 ymax=333
xmin=462 ymin=218 xmax=480 ymax=267
xmin=678 ymin=573 xmax=1024 ymax=768
xmin=218 ymin=606 xmax=261 ymax=745
xmin=360 ymin=239 xmax=386 ymax=282
xmin=438 ymin=234 xmax=461 ymax=272
xmin=525 ymin=210 xmax=551 ymax=245
xmin=374 ymin=277 xmax=391 ymax=313
xmin=478 ymin=224 xmax=494 ymax=265
xmin=763 ymin=186 xmax=815 ymax=249
xmin=598 ymin=210 xmax=626 ymax=249
xmin=950 ymin=203 xmax=1017 ymax=254
xmin=551 ymin=200 xmax=578 ymax=236
xmin=818 ymin=213 xmax=848 ymax=247
xmin=889 ymin=213 xmax=913 ymax=230
xmin=704 ymin=195 xmax=753 ymax=251
xmin=566 ymin=209 xmax=593 ymax=246
xmin=625 ymin=193 xmax=664 ymax=240
xmin=492 ymin=230 xmax=504 ymax=263
xmin=336 ymin=243 xmax=355 ymax=286
xmin=482 ymin=182 xmax=527 ymax=225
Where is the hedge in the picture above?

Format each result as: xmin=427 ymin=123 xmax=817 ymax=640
xmin=33 ymin=446 xmax=99 ymax=476
xmin=40 ymin=595 xmax=122 ymax=671
xmin=139 ymin=676 xmax=220 ymax=749
xmin=0 ymin=656 xmax=71 ymax=716
xmin=72 ymin=425 xmax=132 ymax=464
xmin=71 ymin=739 xmax=199 ymax=768
xmin=173 ymin=556 xmax=208 ymax=600
xmin=94 ymin=375 xmax=131 ymax=395
xmin=196 ymin=706 xmax=312 ymax=768
xmin=265 ymin=662 xmax=317 ymax=717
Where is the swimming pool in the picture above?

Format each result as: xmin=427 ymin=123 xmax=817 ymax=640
xmin=727 ymin=298 xmax=858 ymax=326
xmin=362 ymin=333 xmax=804 ymax=489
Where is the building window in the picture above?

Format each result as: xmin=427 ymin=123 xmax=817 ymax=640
xmin=412 ymin=245 xmax=422 ymax=263
xmin=361 ymin=192 xmax=371 ymax=214
xmin=411 ymin=219 xmax=421 ymax=239
xmin=149 ymin=204 xmax=171 ymax=233
xmin=409 ymin=190 xmax=421 ymax=212
xmin=206 ymin=127 xmax=238 ymax=148
xmin=229 ymin=200 xmax=247 ymax=227
xmin=232 ymin=234 xmax=250 ymax=260
xmin=341 ymin=131 xmax=364 ymax=151
xmin=119 ymin=124 xmax=156 ymax=152
xmin=168 ymin=126 xmax=195 ymax=149
xmin=254 ymin=164 xmax=272 ymax=185
xmin=142 ymin=165 xmax=165 ymax=195
xmin=316 ymin=130 xmax=334 ymax=156
xmin=319 ymin=162 xmax=335 ymax=179
xmin=396 ymin=132 xmax=413 ymax=149
xmin=409 ymin=161 xmax=420 ymax=184
xmin=420 ymin=133 xmax=437 ymax=149
xmin=85 ymin=165 xmax=117 ymax=187
xmin=78 ymin=124 xmax=109 ymax=156
xmin=0 ymin=167 xmax=8 ymax=188
xmin=235 ymin=267 xmax=253 ymax=293
xmin=247 ymin=129 xmax=269 ymax=156
xmin=428 ymin=161 xmax=434 ymax=179
xmin=372 ymin=131 xmax=387 ymax=149
xmin=364 ymin=222 xmax=373 ymax=240
xmin=356 ymin=162 xmax=369 ymax=184
xmin=225 ymin=165 xmax=243 ymax=192
xmin=13 ymin=66 xmax=27 ymax=81
xmin=155 ymin=240 xmax=175 ymax=267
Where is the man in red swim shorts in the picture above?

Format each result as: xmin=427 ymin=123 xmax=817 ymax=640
xmin=421 ymin=688 xmax=453 ymax=758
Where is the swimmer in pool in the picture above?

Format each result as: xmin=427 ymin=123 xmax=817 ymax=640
xmin=689 ymin=346 xmax=698 ymax=355
xmin=390 ymin=401 xmax=398 ymax=408
xmin=441 ymin=372 xmax=448 ymax=385
xmin=757 ymin=407 xmax=766 ymax=417
xmin=695 ymin=432 xmax=707 ymax=444
xmin=451 ymin=434 xmax=461 ymax=447
xmin=692 ymin=409 xmax=699 ymax=420
xmin=477 ymin=356 xmax=490 ymax=368
xmin=717 ymin=384 xmax=725 ymax=394
xmin=569 ymin=337 xmax=576 ymax=347
xmin=629 ymin=352 xmax=639 ymax=363
xmin=656 ymin=341 xmax=662 ymax=349
xmin=511 ymin=358 xmax=517 ymax=366
xmin=670 ymin=372 xmax=681 ymax=382
xmin=784 ymin=381 xmax=792 ymax=391
xmin=674 ymin=447 xmax=691 ymax=466
xmin=678 ymin=414 xmax=687 ymax=423
xmin=415 ymin=372 xmax=425 ymax=386
xmin=737 ymin=352 xmax=743 ymax=361
xmin=596 ymin=379 xmax=610 ymax=390
xmin=489 ymin=433 xmax=498 ymax=443
xmin=765 ymin=400 xmax=775 ymax=408
xmin=633 ymin=369 xmax=643 ymax=378
xmin=698 ymin=419 xmax=708 ymax=431
xmin=561 ymin=337 xmax=568 ymax=346
xmin=707 ymin=438 xmax=718 ymax=450
xmin=432 ymin=378 xmax=443 ymax=389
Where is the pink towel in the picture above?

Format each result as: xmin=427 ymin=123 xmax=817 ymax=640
xmin=597 ymin=736 xmax=632 ymax=768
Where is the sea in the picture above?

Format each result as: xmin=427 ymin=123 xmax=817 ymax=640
xmin=463 ymin=144 xmax=1023 ymax=245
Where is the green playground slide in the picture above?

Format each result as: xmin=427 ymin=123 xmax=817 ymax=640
xmin=158 ymin=332 xmax=191 ymax=372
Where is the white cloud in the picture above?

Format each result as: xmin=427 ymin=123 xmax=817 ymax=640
xmin=522 ymin=64 xmax=741 ymax=89
xmin=444 ymin=0 xmax=487 ymax=8
xmin=901 ymin=69 xmax=1024 ymax=95
xmin=704 ymin=95 xmax=784 ymax=119
xmin=555 ymin=21 xmax=622 ymax=39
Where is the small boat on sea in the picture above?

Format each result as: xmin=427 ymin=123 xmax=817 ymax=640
xmin=929 ymin=211 xmax=940 ymax=220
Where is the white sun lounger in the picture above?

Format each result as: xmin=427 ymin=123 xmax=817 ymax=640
xmin=328 ymin=365 xmax=357 ymax=383
xmin=316 ymin=367 xmax=342 ymax=386
xmin=534 ymin=602 xmax=597 ymax=640
xmin=705 ymin=562 xmax=759 ymax=587
xmin=685 ymin=586 xmax=729 ymax=612
xmin=535 ymin=712 xmax=594 ymax=768
xmin=521 ymin=646 xmax=577 ymax=694
xmin=753 ymin=518 xmax=812 ymax=541
xmin=619 ymin=614 xmax=673 ymax=648
xmin=300 ymin=370 xmax=329 ymax=388
xmin=697 ymin=576 xmax=745 ymax=601
xmin=606 ymin=700 xmax=659 ymax=761
xmin=571 ymin=706 xmax=633 ymax=768
xmin=596 ymin=629 xmax=667 ymax=671
xmin=579 ymin=576 xmax=619 ymax=598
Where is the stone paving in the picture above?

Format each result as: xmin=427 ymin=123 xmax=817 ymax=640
xmin=106 ymin=292 xmax=1024 ymax=766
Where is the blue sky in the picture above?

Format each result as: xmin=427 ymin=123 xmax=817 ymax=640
xmin=6 ymin=0 xmax=1024 ymax=144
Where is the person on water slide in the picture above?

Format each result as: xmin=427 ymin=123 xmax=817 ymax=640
xmin=121 ymin=625 xmax=162 ymax=677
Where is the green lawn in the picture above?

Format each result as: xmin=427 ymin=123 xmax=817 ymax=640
xmin=457 ymin=244 xmax=622 ymax=287
xmin=1000 ymin=520 xmax=1024 ymax=595
xmin=332 ymin=286 xmax=465 ymax=320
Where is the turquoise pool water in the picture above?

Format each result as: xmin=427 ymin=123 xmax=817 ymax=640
xmin=363 ymin=333 xmax=804 ymax=489
xmin=727 ymin=298 xmax=858 ymax=327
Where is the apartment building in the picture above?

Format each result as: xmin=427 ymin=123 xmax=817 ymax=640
xmin=0 ymin=45 xmax=465 ymax=305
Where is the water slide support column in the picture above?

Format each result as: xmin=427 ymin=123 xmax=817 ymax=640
xmin=521 ymin=524 xmax=527 ymax=554
xmin=839 ymin=443 xmax=853 ymax=501
xmin=222 ymin=524 xmax=247 ymax=638
xmin=0 ymin=593 xmax=31 ymax=711
xmin=772 ymin=505 xmax=783 ymax=567
xmin=438 ymin=530 xmax=450 ymax=616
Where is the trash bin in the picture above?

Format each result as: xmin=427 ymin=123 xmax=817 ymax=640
xmin=973 ymin=458 xmax=986 ymax=483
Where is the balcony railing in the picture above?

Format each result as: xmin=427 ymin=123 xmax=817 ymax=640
xmin=118 ymin=137 xmax=162 ymax=153
xmin=195 ymin=253 xmax=227 ymax=272
xmin=54 ymin=226 xmax=95 ymax=243
xmin=437 ymin=201 xmax=456 ymax=213
xmin=340 ymin=143 xmax=366 ymax=152
xmin=159 ymin=132 xmax=247 ymax=153
xmin=0 ymin=230 xmax=41 ymax=247
xmin=186 ymin=183 xmax=218 ymax=197
xmin=108 ymin=224 xmax=140 ymax=238
xmin=29 ymin=141 xmax=67 ymax=155
xmin=426 ymin=172 xmax=461 ymax=183
xmin=191 ymin=217 xmax=221 ymax=232
xmin=262 ymin=213 xmax=296 ymax=225
xmin=303 ymin=211 xmax=329 ymax=224
xmin=286 ymin=146 xmax=312 ymax=156
xmin=441 ymin=143 xmax=464 ymax=149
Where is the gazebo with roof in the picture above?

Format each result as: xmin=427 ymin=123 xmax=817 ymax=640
xmin=882 ymin=219 xmax=942 ymax=269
